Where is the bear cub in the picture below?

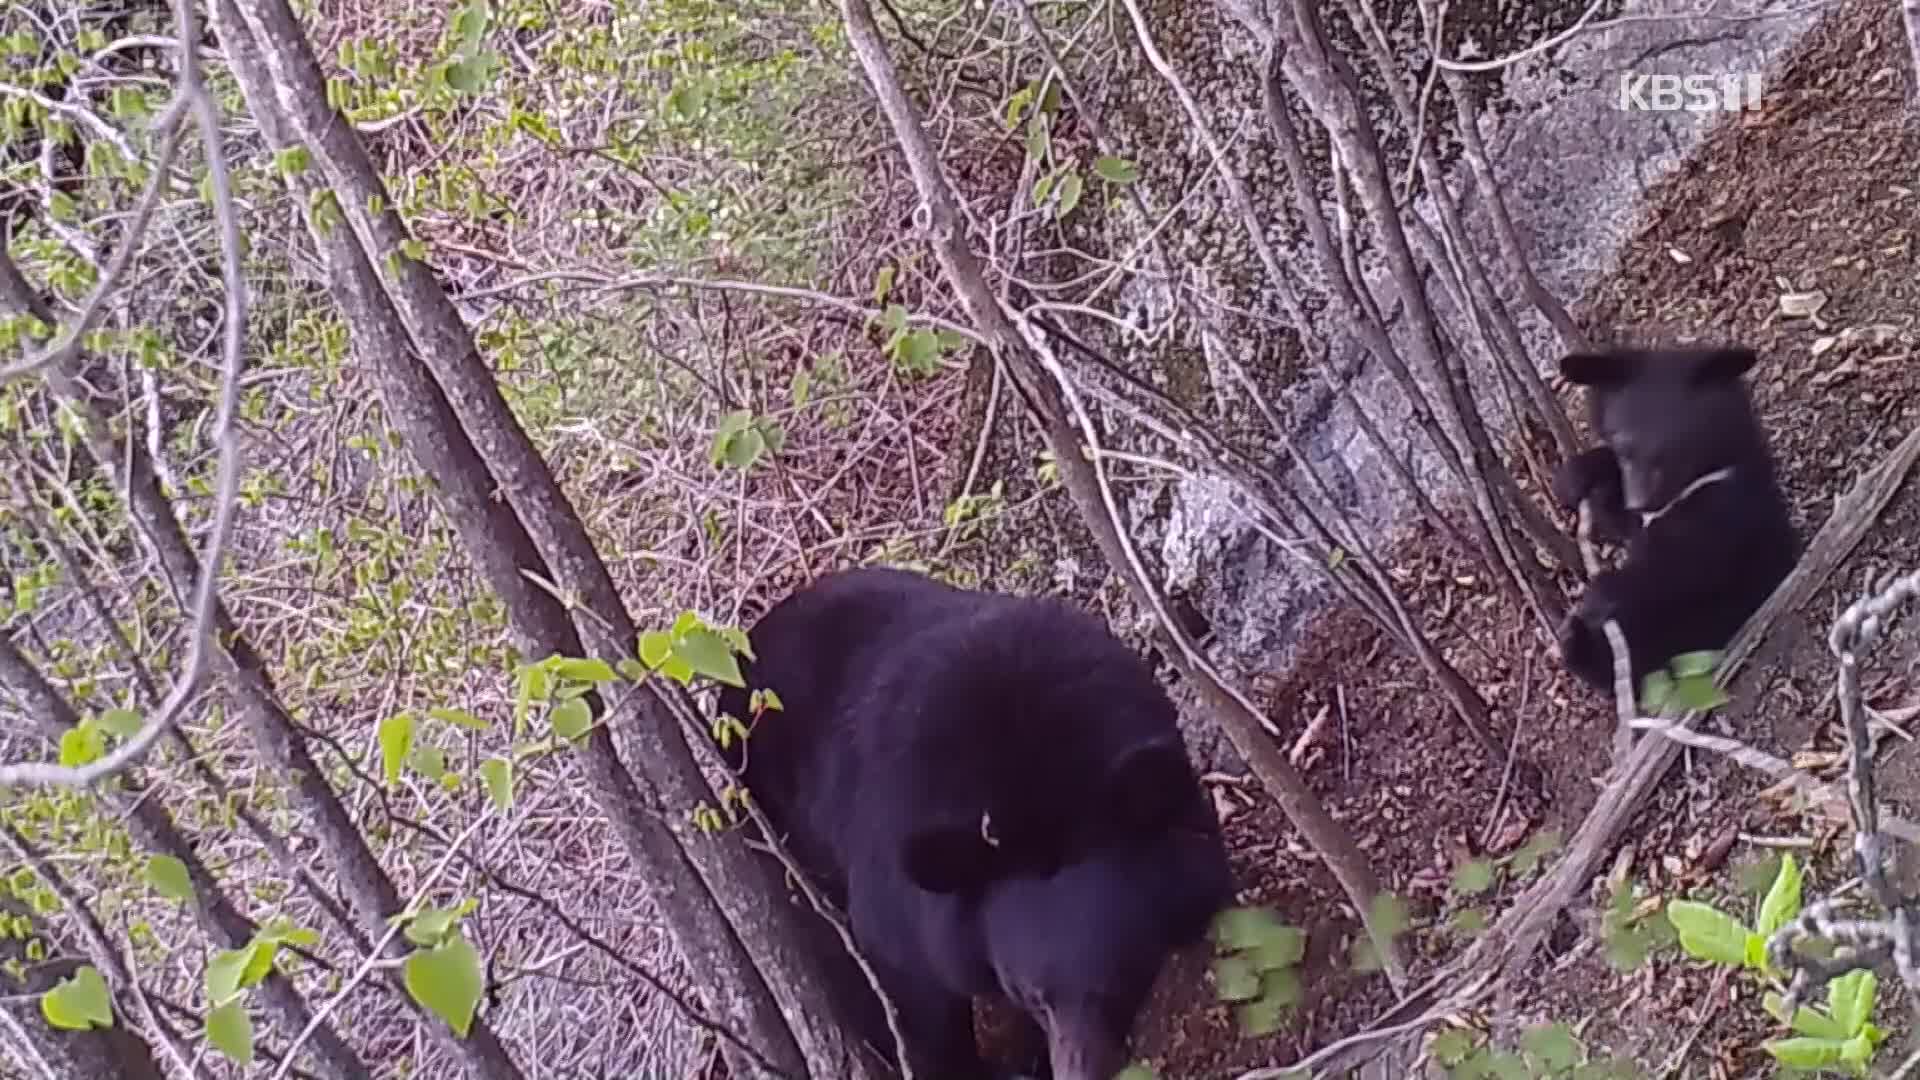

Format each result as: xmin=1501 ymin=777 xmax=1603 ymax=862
xmin=1552 ymin=344 xmax=1799 ymax=696
xmin=716 ymin=566 xmax=1234 ymax=1080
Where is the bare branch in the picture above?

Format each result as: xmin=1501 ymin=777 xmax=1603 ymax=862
xmin=0 ymin=0 xmax=245 ymax=795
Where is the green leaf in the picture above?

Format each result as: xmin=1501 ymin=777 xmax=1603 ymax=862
xmin=1604 ymin=926 xmax=1650 ymax=971
xmin=1451 ymin=907 xmax=1490 ymax=937
xmin=1765 ymin=1036 xmax=1850 ymax=1071
xmin=1452 ymin=859 xmax=1496 ymax=896
xmin=1092 ymin=156 xmax=1140 ymax=184
xmin=658 ymin=653 xmax=695 ymax=686
xmin=638 ymin=631 xmax=673 ymax=669
xmin=427 ymin=707 xmax=488 ymax=731
xmin=407 ymin=746 xmax=447 ymax=780
xmin=96 ymin=708 xmax=142 ymax=738
xmin=722 ymin=426 xmax=766 ymax=470
xmin=404 ymin=934 xmax=483 ymax=1037
xmin=1841 ymin=1026 xmax=1884 ymax=1063
xmin=1212 ymin=906 xmax=1285 ymax=951
xmin=1765 ymin=990 xmax=1849 ymax=1040
xmin=665 ymin=80 xmax=706 ymax=122
xmin=40 ymin=965 xmax=112 ymax=1031
xmin=1212 ymin=954 xmax=1259 ymax=1001
xmin=549 ymin=658 xmax=616 ymax=684
xmin=710 ymin=410 xmax=753 ymax=466
xmin=1235 ymin=994 xmax=1285 ymax=1037
xmin=1671 ymin=673 xmax=1730 ymax=712
xmin=205 ymin=947 xmax=251 ymax=1005
xmin=873 ymin=265 xmax=896 ymax=305
xmin=58 ymin=724 xmax=105 ymax=768
xmin=452 ymin=0 xmax=490 ymax=49
xmin=1249 ymin=924 xmax=1306 ymax=971
xmin=257 ymin=919 xmax=318 ymax=949
xmin=1668 ymin=650 xmax=1721 ymax=679
xmin=1259 ymin=966 xmax=1300 ymax=1008
xmin=273 ymin=146 xmax=311 ymax=176
xmin=378 ymin=714 xmax=414 ymax=788
xmin=444 ymin=54 xmax=495 ymax=94
xmin=550 ymin=698 xmax=593 ymax=741
xmin=1368 ymin=891 xmax=1410 ymax=937
xmin=1023 ymin=116 xmax=1050 ymax=162
xmin=144 ymin=856 xmax=194 ymax=904
xmin=1665 ymin=900 xmax=1751 ymax=967
xmin=405 ymin=905 xmax=462 ymax=948
xmin=205 ymin=1001 xmax=254 ymax=1065
xmin=1430 ymin=1027 xmax=1478 ymax=1066
xmin=517 ymin=662 xmax=551 ymax=703
xmin=1755 ymin=852 xmax=1802 ymax=940
xmin=1003 ymin=84 xmax=1035 ymax=129
xmin=673 ymin=629 xmax=745 ymax=687
xmin=1510 ymin=828 xmax=1563 ymax=876
xmin=1638 ymin=669 xmax=1673 ymax=712
xmin=1054 ymin=171 xmax=1084 ymax=219
xmin=1485 ymin=1050 xmax=1532 ymax=1080
xmin=718 ymin=627 xmax=754 ymax=660
xmin=1520 ymin=1022 xmax=1582 ymax=1072
xmin=480 ymin=758 xmax=513 ymax=812
xmin=895 ymin=329 xmax=942 ymax=373
xmin=1827 ymin=969 xmax=1877 ymax=1035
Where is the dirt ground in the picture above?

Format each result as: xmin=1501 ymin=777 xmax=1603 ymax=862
xmin=1115 ymin=1 xmax=1920 ymax=1075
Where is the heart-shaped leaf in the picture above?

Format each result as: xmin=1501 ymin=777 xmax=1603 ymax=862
xmin=673 ymin=628 xmax=744 ymax=687
xmin=40 ymin=965 xmax=112 ymax=1031
xmin=378 ymin=714 xmax=414 ymax=788
xmin=205 ymin=1001 xmax=254 ymax=1065
xmin=480 ymin=758 xmax=513 ymax=812
xmin=144 ymin=855 xmax=194 ymax=904
xmin=404 ymin=934 xmax=483 ymax=1037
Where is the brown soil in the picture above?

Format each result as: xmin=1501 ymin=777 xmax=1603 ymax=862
xmin=1122 ymin=1 xmax=1920 ymax=1076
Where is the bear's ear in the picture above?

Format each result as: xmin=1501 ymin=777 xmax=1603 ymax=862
xmin=1107 ymin=740 xmax=1196 ymax=832
xmin=1685 ymin=346 xmax=1759 ymax=383
xmin=903 ymin=824 xmax=999 ymax=895
xmin=1559 ymin=350 xmax=1634 ymax=386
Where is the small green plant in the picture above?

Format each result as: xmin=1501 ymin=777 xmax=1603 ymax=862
xmin=1596 ymin=873 xmax=1677 ymax=973
xmin=1429 ymin=1022 xmax=1641 ymax=1078
xmin=868 ymin=303 xmax=968 ymax=378
xmin=196 ymin=918 xmax=324 ymax=1064
xmin=710 ymin=408 xmax=785 ymax=472
xmin=1210 ymin=906 xmax=1305 ymax=1036
xmin=1638 ymin=649 xmax=1728 ymax=714
xmin=1446 ymin=829 xmax=1564 ymax=939
xmin=1667 ymin=854 xmax=1889 ymax=1076
xmin=1762 ymin=970 xmax=1884 ymax=1077
xmin=1666 ymin=851 xmax=1802 ymax=977
xmin=1348 ymin=891 xmax=1410 ymax=974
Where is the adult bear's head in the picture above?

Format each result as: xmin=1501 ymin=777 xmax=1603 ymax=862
xmin=970 ymin=827 xmax=1233 ymax=1080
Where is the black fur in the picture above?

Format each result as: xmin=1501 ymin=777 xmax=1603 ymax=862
xmin=1552 ymin=344 xmax=1799 ymax=695
xmin=716 ymin=566 xmax=1233 ymax=1079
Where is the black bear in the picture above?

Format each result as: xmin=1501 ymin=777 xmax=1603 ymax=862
xmin=1552 ymin=344 xmax=1799 ymax=696
xmin=715 ymin=566 xmax=1233 ymax=1080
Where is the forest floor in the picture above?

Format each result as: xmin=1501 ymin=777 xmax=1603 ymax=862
xmin=1115 ymin=0 xmax=1920 ymax=1075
